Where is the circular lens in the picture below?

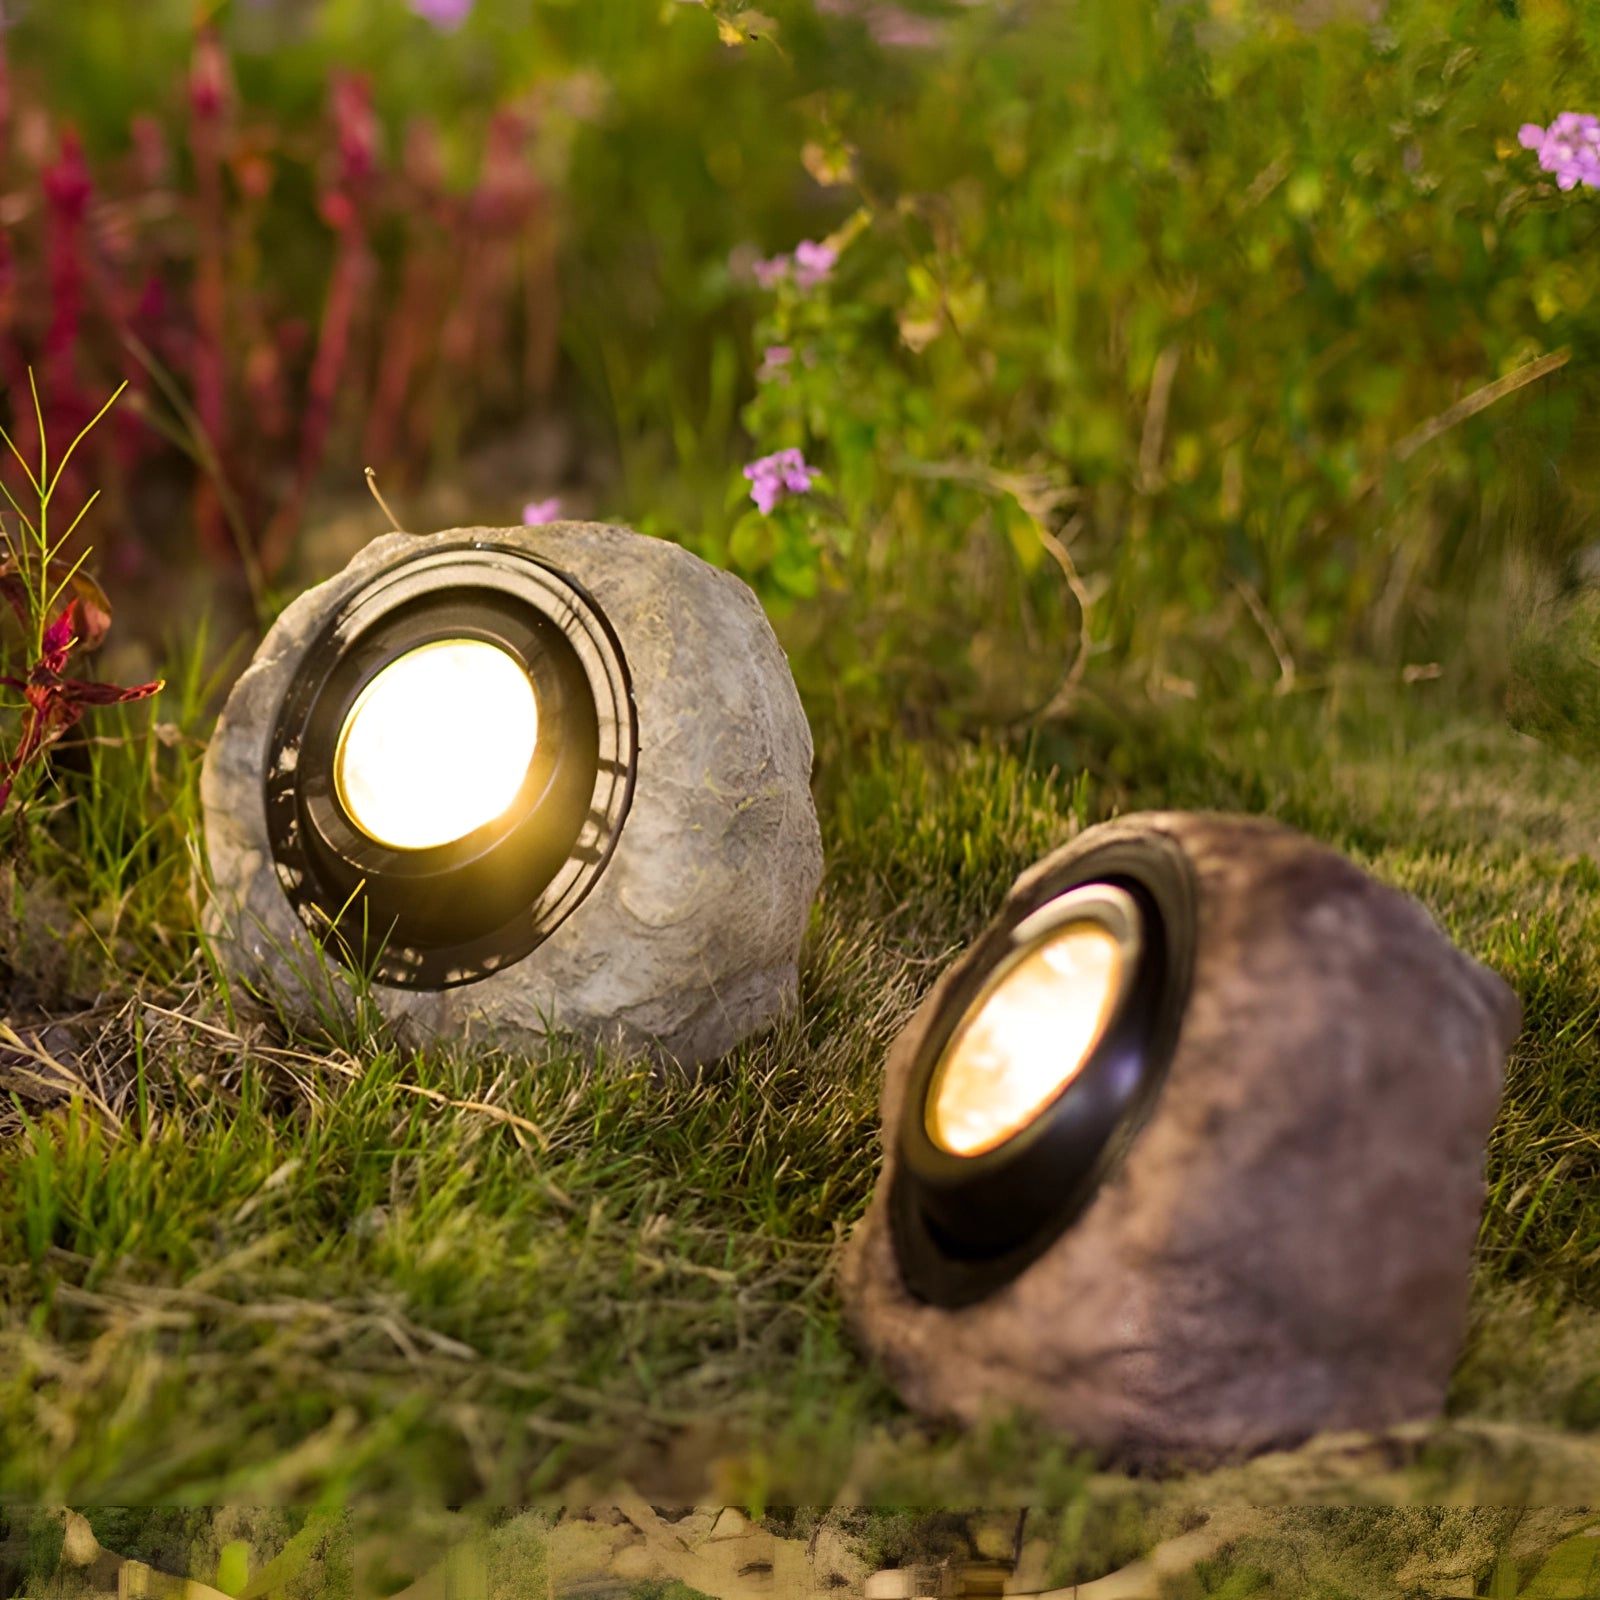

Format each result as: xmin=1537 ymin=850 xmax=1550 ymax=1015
xmin=926 ymin=917 xmax=1127 ymax=1157
xmin=334 ymin=638 xmax=538 ymax=851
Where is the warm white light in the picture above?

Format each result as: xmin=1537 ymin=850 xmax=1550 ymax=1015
xmin=334 ymin=639 xmax=538 ymax=851
xmin=927 ymin=919 xmax=1125 ymax=1157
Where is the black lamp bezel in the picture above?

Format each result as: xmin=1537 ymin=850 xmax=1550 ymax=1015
xmin=889 ymin=831 xmax=1197 ymax=1309
xmin=263 ymin=540 xmax=637 ymax=990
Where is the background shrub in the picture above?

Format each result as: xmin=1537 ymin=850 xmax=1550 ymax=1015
xmin=3 ymin=0 xmax=1599 ymax=731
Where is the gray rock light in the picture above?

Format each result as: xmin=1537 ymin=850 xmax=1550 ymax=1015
xmin=201 ymin=523 xmax=823 ymax=1067
xmin=839 ymin=811 xmax=1519 ymax=1469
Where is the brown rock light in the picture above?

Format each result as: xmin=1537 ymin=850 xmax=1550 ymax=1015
xmin=840 ymin=811 xmax=1520 ymax=1470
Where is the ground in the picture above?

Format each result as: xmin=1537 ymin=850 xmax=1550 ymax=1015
xmin=3 ymin=634 xmax=1600 ymax=1507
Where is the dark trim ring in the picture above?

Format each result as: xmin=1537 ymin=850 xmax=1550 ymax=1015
xmin=889 ymin=830 xmax=1197 ymax=1309
xmin=263 ymin=540 xmax=637 ymax=990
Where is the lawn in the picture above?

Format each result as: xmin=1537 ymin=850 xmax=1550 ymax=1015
xmin=4 ymin=0 xmax=1600 ymax=1524
xmin=4 ymin=647 xmax=1600 ymax=1505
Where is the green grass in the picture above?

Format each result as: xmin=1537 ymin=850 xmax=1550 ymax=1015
xmin=5 ymin=630 xmax=1600 ymax=1507
xmin=1519 ymin=1531 xmax=1600 ymax=1600
xmin=8 ymin=0 xmax=1600 ymax=1533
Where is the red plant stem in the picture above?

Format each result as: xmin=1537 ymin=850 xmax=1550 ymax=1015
xmin=438 ymin=252 xmax=486 ymax=380
xmin=0 ymin=19 xmax=23 ymax=474
xmin=0 ymin=8 xmax=10 ymax=174
xmin=523 ymin=194 xmax=559 ymax=401
xmin=0 ymin=231 xmax=35 ymax=479
xmin=102 ymin=306 xmax=154 ymax=485
xmin=41 ymin=130 xmax=94 ymax=512
xmin=361 ymin=238 xmax=434 ymax=472
xmin=79 ymin=195 xmax=165 ymax=490
xmin=259 ymin=205 xmax=368 ymax=579
xmin=403 ymin=203 xmax=466 ymax=469
xmin=188 ymin=27 xmax=232 ymax=566
xmin=476 ymin=247 xmax=517 ymax=403
xmin=226 ymin=157 xmax=285 ymax=527
xmin=433 ymin=109 xmax=538 ymax=432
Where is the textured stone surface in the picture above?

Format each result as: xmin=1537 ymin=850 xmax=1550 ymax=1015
xmin=839 ymin=811 xmax=1520 ymax=1470
xmin=201 ymin=523 xmax=823 ymax=1067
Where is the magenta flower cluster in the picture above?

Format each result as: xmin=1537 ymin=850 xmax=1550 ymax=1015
xmin=522 ymin=497 xmax=562 ymax=525
xmin=410 ymin=0 xmax=474 ymax=30
xmin=751 ymin=239 xmax=838 ymax=291
xmin=815 ymin=0 xmax=947 ymax=48
xmin=758 ymin=345 xmax=793 ymax=384
xmin=1519 ymin=113 xmax=1600 ymax=191
xmin=743 ymin=448 xmax=813 ymax=515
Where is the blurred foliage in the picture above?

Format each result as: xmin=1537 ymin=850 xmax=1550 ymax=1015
xmin=6 ymin=0 xmax=1600 ymax=729
xmin=1043 ymin=1494 xmax=1158 ymax=1589
xmin=727 ymin=0 xmax=1600 ymax=726
xmin=1507 ymin=584 xmax=1600 ymax=757
xmin=79 ymin=1509 xmax=219 ymax=1582
xmin=22 ymin=1514 xmax=64 ymax=1591
xmin=1204 ymin=1508 xmax=1589 ymax=1600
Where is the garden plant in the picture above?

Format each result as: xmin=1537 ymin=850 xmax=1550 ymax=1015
xmin=2 ymin=0 xmax=1600 ymax=1520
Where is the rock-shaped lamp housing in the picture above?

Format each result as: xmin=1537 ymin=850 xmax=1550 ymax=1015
xmin=201 ymin=523 xmax=823 ymax=1067
xmin=840 ymin=811 xmax=1520 ymax=1469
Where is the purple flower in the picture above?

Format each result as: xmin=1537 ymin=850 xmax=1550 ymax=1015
xmin=1518 ymin=113 xmax=1600 ymax=191
xmin=758 ymin=345 xmax=794 ymax=384
xmin=752 ymin=254 xmax=790 ymax=288
xmin=743 ymin=448 xmax=814 ymax=515
xmin=750 ymin=242 xmax=838 ymax=293
xmin=409 ymin=0 xmax=474 ymax=29
xmin=867 ymin=5 xmax=946 ymax=48
xmin=792 ymin=239 xmax=837 ymax=289
xmin=522 ymin=497 xmax=562 ymax=525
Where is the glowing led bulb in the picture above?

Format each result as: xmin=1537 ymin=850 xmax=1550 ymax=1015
xmin=334 ymin=639 xmax=538 ymax=851
xmin=926 ymin=919 xmax=1125 ymax=1157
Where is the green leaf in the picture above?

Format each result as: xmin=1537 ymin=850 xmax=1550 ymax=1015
xmin=1003 ymin=498 xmax=1046 ymax=576
xmin=1354 ymin=365 xmax=1404 ymax=423
xmin=727 ymin=513 xmax=776 ymax=573
xmin=770 ymin=537 xmax=820 ymax=598
xmin=1286 ymin=170 xmax=1325 ymax=218
xmin=216 ymin=1541 xmax=251 ymax=1598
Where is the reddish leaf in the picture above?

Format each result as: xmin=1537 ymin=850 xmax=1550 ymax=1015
xmin=189 ymin=27 xmax=233 ymax=122
xmin=40 ymin=599 xmax=78 ymax=667
xmin=56 ymin=676 xmax=163 ymax=706
xmin=0 ymin=579 xmax=164 ymax=817
xmin=0 ymin=558 xmax=113 ymax=650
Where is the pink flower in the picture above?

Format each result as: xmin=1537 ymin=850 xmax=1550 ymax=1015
xmin=750 ymin=242 xmax=838 ymax=293
xmin=792 ymin=239 xmax=837 ymax=289
xmin=752 ymin=254 xmax=790 ymax=288
xmin=522 ymin=497 xmax=562 ymax=525
xmin=867 ymin=5 xmax=946 ymax=47
xmin=743 ymin=448 xmax=814 ymax=515
xmin=817 ymin=0 xmax=946 ymax=44
xmin=410 ymin=0 xmax=474 ymax=27
xmin=1518 ymin=113 xmax=1600 ymax=191
xmin=758 ymin=345 xmax=794 ymax=384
